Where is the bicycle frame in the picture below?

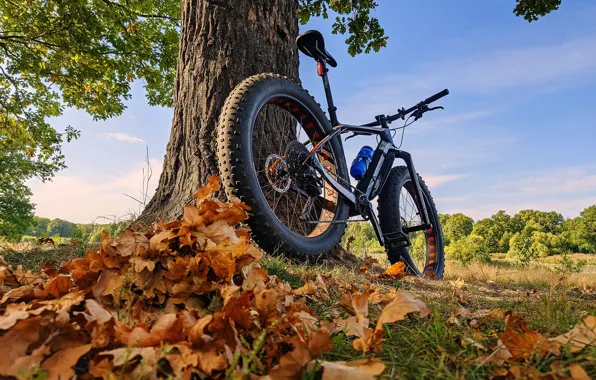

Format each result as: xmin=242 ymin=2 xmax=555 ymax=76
xmin=309 ymin=60 xmax=432 ymax=246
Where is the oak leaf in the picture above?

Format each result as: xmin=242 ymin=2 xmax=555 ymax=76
xmin=307 ymin=330 xmax=334 ymax=357
xmin=243 ymin=266 xmax=268 ymax=292
xmin=0 ymin=316 xmax=44 ymax=376
xmin=0 ymin=285 xmax=36 ymax=304
xmin=308 ymin=358 xmax=386 ymax=380
xmin=377 ymin=291 xmax=430 ymax=327
xmin=194 ymin=174 xmax=221 ymax=205
xmin=268 ymin=337 xmax=312 ymax=380
xmin=499 ymin=311 xmax=548 ymax=360
xmin=198 ymin=219 xmax=239 ymax=244
xmin=352 ymin=327 xmax=385 ymax=353
xmin=254 ymin=289 xmax=279 ymax=327
xmin=41 ymin=344 xmax=92 ymax=380
xmin=44 ymin=275 xmax=72 ymax=299
xmin=0 ymin=310 xmax=29 ymax=330
xmin=149 ymin=230 xmax=171 ymax=252
xmin=549 ymin=315 xmax=595 ymax=354
xmin=206 ymin=249 xmax=236 ymax=282
xmin=334 ymin=316 xmax=366 ymax=337
xmin=384 ymin=262 xmax=405 ymax=278
xmin=569 ymin=363 xmax=590 ymax=380
xmin=475 ymin=339 xmax=513 ymax=366
xmin=184 ymin=205 xmax=203 ymax=227
xmin=115 ymin=229 xmax=149 ymax=257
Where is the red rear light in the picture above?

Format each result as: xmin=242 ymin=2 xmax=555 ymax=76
xmin=317 ymin=62 xmax=324 ymax=76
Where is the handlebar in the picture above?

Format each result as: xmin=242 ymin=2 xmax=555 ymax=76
xmin=423 ymin=88 xmax=450 ymax=106
xmin=363 ymin=88 xmax=449 ymax=126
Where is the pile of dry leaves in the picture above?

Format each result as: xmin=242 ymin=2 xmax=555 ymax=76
xmin=0 ymin=176 xmax=428 ymax=379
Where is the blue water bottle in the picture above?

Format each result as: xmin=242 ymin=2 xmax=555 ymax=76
xmin=350 ymin=146 xmax=374 ymax=180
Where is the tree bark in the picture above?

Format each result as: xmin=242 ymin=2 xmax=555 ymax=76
xmin=140 ymin=0 xmax=299 ymax=222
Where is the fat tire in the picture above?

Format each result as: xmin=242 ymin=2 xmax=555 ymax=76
xmin=217 ymin=74 xmax=350 ymax=261
xmin=378 ymin=166 xmax=445 ymax=279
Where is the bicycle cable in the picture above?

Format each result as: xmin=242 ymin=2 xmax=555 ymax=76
xmin=390 ymin=114 xmax=416 ymax=150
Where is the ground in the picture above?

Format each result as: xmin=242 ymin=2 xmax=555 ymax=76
xmin=1 ymin=240 xmax=594 ymax=379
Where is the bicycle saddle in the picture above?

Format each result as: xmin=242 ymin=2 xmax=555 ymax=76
xmin=296 ymin=30 xmax=337 ymax=67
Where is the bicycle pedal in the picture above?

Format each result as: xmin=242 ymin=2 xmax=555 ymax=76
xmin=383 ymin=231 xmax=411 ymax=247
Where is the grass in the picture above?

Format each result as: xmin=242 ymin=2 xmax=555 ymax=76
xmin=260 ymin=254 xmax=595 ymax=379
xmin=0 ymin=239 xmax=96 ymax=270
xmin=2 ymin=242 xmax=595 ymax=379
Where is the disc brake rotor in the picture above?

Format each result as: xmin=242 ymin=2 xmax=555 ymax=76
xmin=265 ymin=154 xmax=291 ymax=193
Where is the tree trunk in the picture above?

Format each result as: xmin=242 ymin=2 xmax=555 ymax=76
xmin=140 ymin=0 xmax=299 ymax=222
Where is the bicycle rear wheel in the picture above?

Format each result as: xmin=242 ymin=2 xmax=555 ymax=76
xmin=378 ymin=166 xmax=445 ymax=278
xmin=217 ymin=74 xmax=350 ymax=261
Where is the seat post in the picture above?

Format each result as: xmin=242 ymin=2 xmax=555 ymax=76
xmin=317 ymin=60 xmax=339 ymax=126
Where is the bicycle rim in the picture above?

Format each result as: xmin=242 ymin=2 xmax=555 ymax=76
xmin=249 ymin=96 xmax=343 ymax=238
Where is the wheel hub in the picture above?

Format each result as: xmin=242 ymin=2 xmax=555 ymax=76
xmin=265 ymin=154 xmax=291 ymax=193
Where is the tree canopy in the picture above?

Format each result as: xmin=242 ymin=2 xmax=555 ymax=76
xmin=0 ymin=0 xmax=565 ymax=239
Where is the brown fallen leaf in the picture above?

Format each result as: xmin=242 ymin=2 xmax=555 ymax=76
xmin=0 ymin=310 xmax=29 ymax=330
xmin=334 ymin=316 xmax=366 ymax=337
xmin=41 ymin=344 xmax=92 ymax=380
xmin=369 ymin=287 xmax=396 ymax=304
xmin=549 ymin=315 xmax=595 ymax=354
xmin=308 ymin=357 xmax=386 ymax=380
xmin=194 ymin=174 xmax=221 ymax=205
xmin=569 ymin=363 xmax=590 ymax=380
xmin=0 ymin=316 xmax=45 ymax=376
xmin=499 ymin=312 xmax=548 ymax=360
xmin=377 ymin=291 xmax=430 ymax=326
xmin=475 ymin=339 xmax=513 ymax=366
xmin=268 ymin=337 xmax=313 ymax=380
xmin=383 ymin=262 xmax=405 ymax=279
xmin=352 ymin=326 xmax=385 ymax=354
xmin=44 ymin=275 xmax=73 ymax=299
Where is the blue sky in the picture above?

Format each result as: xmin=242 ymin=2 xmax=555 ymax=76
xmin=28 ymin=0 xmax=596 ymax=223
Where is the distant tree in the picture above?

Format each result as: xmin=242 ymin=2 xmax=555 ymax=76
xmin=511 ymin=210 xmax=564 ymax=234
xmin=563 ymin=205 xmax=596 ymax=253
xmin=24 ymin=216 xmax=51 ymax=236
xmin=509 ymin=229 xmax=535 ymax=264
xmin=471 ymin=218 xmax=501 ymax=253
xmin=46 ymin=218 xmax=77 ymax=237
xmin=445 ymin=233 xmax=490 ymax=263
xmin=442 ymin=213 xmax=474 ymax=245
xmin=0 ymin=180 xmax=34 ymax=240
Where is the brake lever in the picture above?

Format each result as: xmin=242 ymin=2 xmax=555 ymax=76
xmin=413 ymin=105 xmax=444 ymax=121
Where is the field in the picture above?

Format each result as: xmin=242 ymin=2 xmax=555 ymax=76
xmin=1 ymin=238 xmax=594 ymax=379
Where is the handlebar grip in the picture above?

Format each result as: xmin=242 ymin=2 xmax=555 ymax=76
xmin=424 ymin=89 xmax=449 ymax=105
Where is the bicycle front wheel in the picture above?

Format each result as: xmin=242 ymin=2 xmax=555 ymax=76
xmin=378 ymin=166 xmax=445 ymax=278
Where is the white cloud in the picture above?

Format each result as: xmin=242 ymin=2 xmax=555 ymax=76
xmin=338 ymin=36 xmax=596 ymax=124
xmin=99 ymin=132 xmax=145 ymax=144
xmin=430 ymin=37 xmax=596 ymax=93
xmin=517 ymin=167 xmax=596 ymax=195
xmin=436 ymin=196 xmax=470 ymax=203
xmin=424 ymin=173 xmax=469 ymax=188
xmin=28 ymin=159 xmax=162 ymax=223
xmin=438 ymin=166 xmax=596 ymax=219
